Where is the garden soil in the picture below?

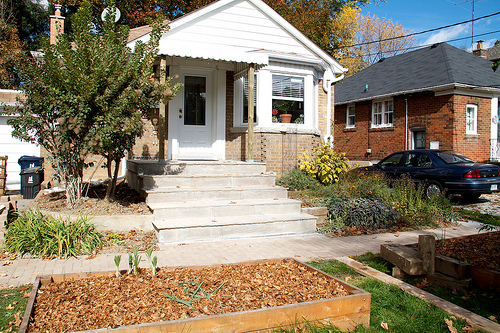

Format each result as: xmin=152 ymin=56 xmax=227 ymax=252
xmin=28 ymin=260 xmax=349 ymax=332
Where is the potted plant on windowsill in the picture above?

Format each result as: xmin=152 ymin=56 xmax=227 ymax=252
xmin=273 ymin=101 xmax=293 ymax=123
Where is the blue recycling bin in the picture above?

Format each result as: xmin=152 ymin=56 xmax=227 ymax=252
xmin=18 ymin=156 xmax=44 ymax=197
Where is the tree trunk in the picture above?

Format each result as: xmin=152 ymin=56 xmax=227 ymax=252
xmin=105 ymin=157 xmax=121 ymax=201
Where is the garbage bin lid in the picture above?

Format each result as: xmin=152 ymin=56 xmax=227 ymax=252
xmin=18 ymin=155 xmax=44 ymax=163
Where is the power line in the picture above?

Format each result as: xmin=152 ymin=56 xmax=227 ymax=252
xmin=340 ymin=10 xmax=500 ymax=49
xmin=342 ymin=29 xmax=500 ymax=62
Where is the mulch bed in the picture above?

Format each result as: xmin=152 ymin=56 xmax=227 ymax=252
xmin=435 ymin=231 xmax=500 ymax=272
xmin=29 ymin=260 xmax=349 ymax=332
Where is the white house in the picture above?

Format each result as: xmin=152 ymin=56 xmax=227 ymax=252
xmin=126 ymin=0 xmax=346 ymax=174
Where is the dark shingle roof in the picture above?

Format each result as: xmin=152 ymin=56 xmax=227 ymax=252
xmin=334 ymin=43 xmax=500 ymax=105
xmin=488 ymin=43 xmax=500 ymax=61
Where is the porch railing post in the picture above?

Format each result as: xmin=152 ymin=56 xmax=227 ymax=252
xmin=159 ymin=55 xmax=167 ymax=162
xmin=247 ymin=64 xmax=255 ymax=163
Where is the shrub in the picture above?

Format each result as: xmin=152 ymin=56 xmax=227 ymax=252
xmin=321 ymin=198 xmax=398 ymax=233
xmin=332 ymin=170 xmax=391 ymax=201
xmin=298 ymin=144 xmax=349 ymax=185
xmin=4 ymin=209 xmax=103 ymax=258
xmin=276 ymin=167 xmax=319 ymax=191
xmin=383 ymin=177 xmax=455 ymax=228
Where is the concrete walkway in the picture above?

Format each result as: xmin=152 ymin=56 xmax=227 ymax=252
xmin=0 ymin=222 xmax=482 ymax=288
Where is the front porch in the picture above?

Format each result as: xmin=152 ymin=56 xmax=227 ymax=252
xmin=126 ymin=159 xmax=317 ymax=243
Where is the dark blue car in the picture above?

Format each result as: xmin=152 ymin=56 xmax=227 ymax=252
xmin=360 ymin=150 xmax=500 ymax=200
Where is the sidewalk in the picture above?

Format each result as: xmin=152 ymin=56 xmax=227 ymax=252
xmin=0 ymin=222 xmax=482 ymax=288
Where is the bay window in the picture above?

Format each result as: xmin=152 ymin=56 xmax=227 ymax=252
xmin=272 ymin=75 xmax=304 ymax=123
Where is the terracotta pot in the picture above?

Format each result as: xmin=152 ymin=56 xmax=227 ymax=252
xmin=280 ymin=114 xmax=292 ymax=123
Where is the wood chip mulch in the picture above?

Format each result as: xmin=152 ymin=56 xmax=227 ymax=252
xmin=435 ymin=231 xmax=500 ymax=272
xmin=29 ymin=260 xmax=349 ymax=332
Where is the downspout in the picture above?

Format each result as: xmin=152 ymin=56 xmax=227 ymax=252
xmin=323 ymin=72 xmax=344 ymax=146
xmin=405 ymin=98 xmax=408 ymax=150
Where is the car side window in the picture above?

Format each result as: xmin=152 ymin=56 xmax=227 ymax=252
xmin=379 ymin=153 xmax=403 ymax=167
xmin=403 ymin=153 xmax=432 ymax=167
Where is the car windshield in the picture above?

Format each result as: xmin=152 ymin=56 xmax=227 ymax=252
xmin=379 ymin=153 xmax=404 ymax=167
xmin=436 ymin=151 xmax=474 ymax=164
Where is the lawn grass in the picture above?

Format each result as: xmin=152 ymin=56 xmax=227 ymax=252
xmin=0 ymin=284 xmax=32 ymax=332
xmin=352 ymin=253 xmax=500 ymax=324
xmin=457 ymin=208 xmax=500 ymax=227
xmin=275 ymin=259 xmax=472 ymax=332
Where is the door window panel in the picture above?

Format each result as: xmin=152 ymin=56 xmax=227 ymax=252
xmin=184 ymin=76 xmax=206 ymax=126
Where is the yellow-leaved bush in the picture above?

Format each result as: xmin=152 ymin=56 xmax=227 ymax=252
xmin=298 ymin=144 xmax=349 ymax=184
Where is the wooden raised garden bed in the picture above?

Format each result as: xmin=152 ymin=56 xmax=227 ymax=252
xmin=21 ymin=259 xmax=371 ymax=332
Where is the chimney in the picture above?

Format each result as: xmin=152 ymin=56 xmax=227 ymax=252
xmin=472 ymin=40 xmax=488 ymax=59
xmin=50 ymin=4 xmax=65 ymax=45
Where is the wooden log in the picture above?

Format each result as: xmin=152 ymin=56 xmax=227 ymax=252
xmin=418 ymin=235 xmax=435 ymax=275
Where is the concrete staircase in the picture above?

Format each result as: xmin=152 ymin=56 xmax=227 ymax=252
xmin=127 ymin=160 xmax=317 ymax=244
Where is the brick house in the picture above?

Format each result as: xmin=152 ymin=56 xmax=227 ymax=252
xmin=126 ymin=0 xmax=346 ymax=175
xmin=333 ymin=42 xmax=500 ymax=163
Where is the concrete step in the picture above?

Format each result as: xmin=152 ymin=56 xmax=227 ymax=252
xmin=128 ymin=160 xmax=267 ymax=176
xmin=149 ymin=198 xmax=302 ymax=220
xmin=153 ymin=213 xmax=317 ymax=243
xmin=142 ymin=174 xmax=276 ymax=189
xmin=145 ymin=186 xmax=287 ymax=204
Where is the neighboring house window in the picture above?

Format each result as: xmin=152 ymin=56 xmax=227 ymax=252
xmin=243 ymin=74 xmax=257 ymax=123
xmin=372 ymin=100 xmax=393 ymax=127
xmin=466 ymin=104 xmax=477 ymax=134
xmin=346 ymin=105 xmax=355 ymax=128
xmin=272 ymin=74 xmax=304 ymax=123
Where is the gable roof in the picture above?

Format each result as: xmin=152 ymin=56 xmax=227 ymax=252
xmin=127 ymin=0 xmax=345 ymax=75
xmin=335 ymin=42 xmax=500 ymax=105
xmin=488 ymin=43 xmax=500 ymax=62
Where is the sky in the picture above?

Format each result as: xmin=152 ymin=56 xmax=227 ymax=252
xmin=360 ymin=0 xmax=500 ymax=51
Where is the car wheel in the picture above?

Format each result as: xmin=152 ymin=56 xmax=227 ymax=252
xmin=424 ymin=181 xmax=443 ymax=198
xmin=461 ymin=193 xmax=481 ymax=201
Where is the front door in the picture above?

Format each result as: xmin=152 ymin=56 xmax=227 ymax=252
xmin=171 ymin=68 xmax=216 ymax=160
xmin=412 ymin=130 xmax=426 ymax=149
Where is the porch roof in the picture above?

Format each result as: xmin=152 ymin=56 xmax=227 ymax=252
xmin=157 ymin=45 xmax=269 ymax=68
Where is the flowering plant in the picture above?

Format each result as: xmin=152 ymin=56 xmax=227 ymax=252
xmin=272 ymin=101 xmax=293 ymax=115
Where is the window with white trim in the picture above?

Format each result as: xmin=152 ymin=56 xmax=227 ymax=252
xmin=346 ymin=105 xmax=355 ymax=128
xmin=372 ymin=100 xmax=393 ymax=128
xmin=272 ymin=75 xmax=304 ymax=123
xmin=466 ymin=104 xmax=477 ymax=134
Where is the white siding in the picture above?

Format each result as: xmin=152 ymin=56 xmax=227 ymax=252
xmin=158 ymin=0 xmax=317 ymax=60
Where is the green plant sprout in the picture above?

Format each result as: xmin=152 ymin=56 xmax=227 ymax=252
xmin=132 ymin=246 xmax=141 ymax=275
xmin=151 ymin=256 xmax=158 ymax=276
xmin=107 ymin=233 xmax=124 ymax=245
xmin=145 ymin=247 xmax=153 ymax=269
xmin=164 ymin=281 xmax=226 ymax=310
xmin=114 ymin=255 xmax=121 ymax=277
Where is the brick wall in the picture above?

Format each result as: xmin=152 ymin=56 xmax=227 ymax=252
xmin=0 ymin=90 xmax=23 ymax=103
xmin=452 ymin=95 xmax=491 ymax=162
xmin=334 ymin=93 xmax=492 ymax=162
